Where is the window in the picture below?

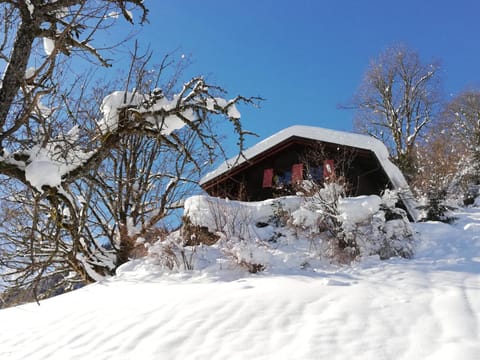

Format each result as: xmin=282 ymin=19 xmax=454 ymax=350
xmin=308 ymin=165 xmax=323 ymax=182
xmin=264 ymin=164 xmax=304 ymax=188
xmin=276 ymin=170 xmax=292 ymax=186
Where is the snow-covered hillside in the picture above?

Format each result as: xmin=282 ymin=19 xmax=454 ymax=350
xmin=0 ymin=207 xmax=479 ymax=360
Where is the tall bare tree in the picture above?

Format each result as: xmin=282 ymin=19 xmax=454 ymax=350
xmin=352 ymin=44 xmax=441 ymax=180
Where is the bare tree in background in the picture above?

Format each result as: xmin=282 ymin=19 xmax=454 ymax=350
xmin=415 ymin=90 xmax=480 ymax=203
xmin=0 ymin=1 xmax=260 ymax=302
xmin=352 ymin=44 xmax=441 ymax=181
xmin=443 ymin=91 xmax=480 ymax=189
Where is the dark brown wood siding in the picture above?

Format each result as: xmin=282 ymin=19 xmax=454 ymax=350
xmin=201 ymin=137 xmax=393 ymax=201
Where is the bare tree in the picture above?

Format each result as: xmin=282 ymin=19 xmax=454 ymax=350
xmin=0 ymin=0 xmax=148 ymax=302
xmin=69 ymin=51 xmax=216 ymax=268
xmin=352 ymin=44 xmax=441 ymax=180
xmin=415 ymin=90 xmax=480 ymax=203
xmin=413 ymin=130 xmax=460 ymax=194
xmin=0 ymin=1 xmax=260 ymax=300
xmin=443 ymin=90 xmax=480 ymax=186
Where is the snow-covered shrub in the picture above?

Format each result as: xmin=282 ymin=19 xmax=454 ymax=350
xmin=474 ymin=188 xmax=480 ymax=207
xmin=202 ymin=198 xmax=272 ymax=272
xmin=174 ymin=196 xmax=294 ymax=273
xmin=357 ymin=208 xmax=413 ymax=259
xmin=219 ymin=238 xmax=269 ymax=273
xmin=294 ymin=186 xmax=414 ymax=262
xmin=185 ymin=196 xmax=258 ymax=241
xmin=268 ymin=200 xmax=290 ymax=227
xmin=146 ymin=232 xmax=198 ymax=271
xmin=292 ymin=182 xmax=351 ymax=262
xmin=181 ymin=216 xmax=220 ymax=246
xmin=117 ymin=225 xmax=171 ymax=261
xmin=462 ymin=184 xmax=480 ymax=207
xmin=146 ymin=192 xmax=414 ymax=275
xmin=339 ymin=190 xmax=414 ymax=260
xmin=147 ymin=238 xmax=183 ymax=270
xmin=417 ymin=190 xmax=457 ymax=223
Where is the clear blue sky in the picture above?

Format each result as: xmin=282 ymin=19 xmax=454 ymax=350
xmin=105 ymin=0 xmax=480 ymax=150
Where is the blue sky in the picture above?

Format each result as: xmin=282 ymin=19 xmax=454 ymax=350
xmin=105 ymin=0 xmax=480 ymax=151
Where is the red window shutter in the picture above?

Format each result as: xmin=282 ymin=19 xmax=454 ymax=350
xmin=291 ymin=163 xmax=303 ymax=183
xmin=323 ymin=159 xmax=335 ymax=179
xmin=262 ymin=168 xmax=274 ymax=188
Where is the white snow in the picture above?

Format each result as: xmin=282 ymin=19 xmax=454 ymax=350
xmin=125 ymin=10 xmax=133 ymax=22
xmin=25 ymin=67 xmax=36 ymax=79
xmin=43 ymin=38 xmax=55 ymax=56
xmin=25 ymin=159 xmax=62 ymax=189
xmin=23 ymin=143 xmax=92 ymax=192
xmin=227 ymin=103 xmax=241 ymax=119
xmin=25 ymin=0 xmax=34 ymax=15
xmin=206 ymin=97 xmax=215 ymax=110
xmin=98 ymin=90 xmax=235 ymax=135
xmin=98 ymin=91 xmax=144 ymax=132
xmin=24 ymin=147 xmax=67 ymax=190
xmin=107 ymin=11 xmax=120 ymax=19
xmin=34 ymin=97 xmax=54 ymax=118
xmin=1 ymin=204 xmax=479 ymax=359
xmin=338 ymin=195 xmax=382 ymax=223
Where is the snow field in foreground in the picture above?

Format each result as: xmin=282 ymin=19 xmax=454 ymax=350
xmin=0 ymin=208 xmax=479 ymax=360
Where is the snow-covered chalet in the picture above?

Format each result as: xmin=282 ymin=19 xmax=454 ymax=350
xmin=200 ymin=126 xmax=417 ymax=220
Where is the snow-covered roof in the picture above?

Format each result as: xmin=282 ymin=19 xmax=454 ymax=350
xmin=202 ymin=126 xmax=398 ymax=186
xmin=200 ymin=125 xmax=418 ymax=220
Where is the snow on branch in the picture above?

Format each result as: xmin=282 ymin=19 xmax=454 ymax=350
xmin=0 ymin=77 xmax=260 ymax=193
xmin=96 ymin=77 xmax=261 ymax=167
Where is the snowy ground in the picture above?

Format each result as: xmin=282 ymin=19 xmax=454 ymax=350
xmin=0 ymin=208 xmax=479 ymax=360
